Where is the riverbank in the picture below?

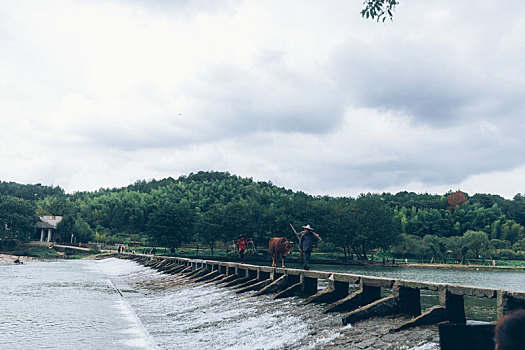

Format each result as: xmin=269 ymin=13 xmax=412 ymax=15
xmin=0 ymin=242 xmax=101 ymax=261
xmin=0 ymin=253 xmax=36 ymax=265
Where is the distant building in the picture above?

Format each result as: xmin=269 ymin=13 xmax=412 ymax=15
xmin=35 ymin=216 xmax=63 ymax=243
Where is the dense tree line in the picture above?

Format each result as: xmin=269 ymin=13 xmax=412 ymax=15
xmin=1 ymin=174 xmax=524 ymax=261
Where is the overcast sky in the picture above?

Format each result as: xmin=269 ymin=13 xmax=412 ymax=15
xmin=1 ymin=0 xmax=524 ymax=198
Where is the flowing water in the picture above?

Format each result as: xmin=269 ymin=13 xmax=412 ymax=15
xmin=1 ymin=258 xmax=524 ymax=349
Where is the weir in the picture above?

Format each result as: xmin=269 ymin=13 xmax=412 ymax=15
xmin=111 ymin=253 xmax=525 ymax=336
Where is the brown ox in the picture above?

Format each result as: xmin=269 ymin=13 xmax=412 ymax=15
xmin=269 ymin=237 xmax=293 ymax=267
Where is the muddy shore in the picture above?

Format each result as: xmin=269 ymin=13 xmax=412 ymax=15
xmin=0 ymin=253 xmax=36 ymax=265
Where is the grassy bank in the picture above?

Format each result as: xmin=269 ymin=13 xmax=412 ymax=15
xmin=9 ymin=245 xmax=62 ymax=259
xmin=1 ymin=243 xmax=100 ymax=260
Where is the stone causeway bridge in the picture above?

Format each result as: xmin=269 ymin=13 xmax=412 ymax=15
xmin=112 ymin=253 xmax=525 ymax=333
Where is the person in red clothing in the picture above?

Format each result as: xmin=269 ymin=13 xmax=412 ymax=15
xmin=235 ymin=235 xmax=249 ymax=263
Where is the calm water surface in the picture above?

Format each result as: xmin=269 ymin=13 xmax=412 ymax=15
xmin=288 ymin=262 xmax=525 ymax=291
xmin=1 ymin=258 xmax=523 ymax=349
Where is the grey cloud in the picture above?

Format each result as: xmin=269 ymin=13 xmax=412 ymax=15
xmin=331 ymin=26 xmax=525 ymax=128
xmin=189 ymin=63 xmax=344 ymax=136
xmin=108 ymin=0 xmax=240 ymax=19
xmin=312 ymin=132 xmax=525 ymax=193
xmin=68 ymin=122 xmax=196 ymax=152
xmin=332 ymin=41 xmax=484 ymax=125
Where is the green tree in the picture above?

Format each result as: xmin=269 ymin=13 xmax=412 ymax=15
xmin=350 ymin=194 xmax=398 ymax=259
xmin=0 ymin=195 xmax=37 ymax=242
xmin=326 ymin=200 xmax=356 ymax=259
xmin=195 ymin=205 xmax=224 ymax=255
xmin=391 ymin=234 xmax=424 ymax=259
xmin=73 ymin=217 xmax=94 ymax=243
xmin=460 ymin=230 xmax=489 ymax=259
xmin=56 ymin=216 xmax=94 ymax=243
xmin=147 ymin=199 xmax=195 ymax=249
xmin=422 ymin=235 xmax=447 ymax=263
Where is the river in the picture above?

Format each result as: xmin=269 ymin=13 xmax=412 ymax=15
xmin=1 ymin=258 xmax=523 ymax=349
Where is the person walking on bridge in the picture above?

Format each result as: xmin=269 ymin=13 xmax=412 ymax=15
xmin=235 ymin=235 xmax=249 ymax=263
xmin=299 ymin=225 xmax=321 ymax=270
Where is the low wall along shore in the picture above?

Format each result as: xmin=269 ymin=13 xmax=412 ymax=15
xmin=110 ymin=253 xmax=525 ymax=348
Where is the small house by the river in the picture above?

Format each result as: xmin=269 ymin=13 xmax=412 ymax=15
xmin=35 ymin=216 xmax=63 ymax=243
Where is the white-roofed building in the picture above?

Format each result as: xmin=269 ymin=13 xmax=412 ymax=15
xmin=35 ymin=216 xmax=63 ymax=243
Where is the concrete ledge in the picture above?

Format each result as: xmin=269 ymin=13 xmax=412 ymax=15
xmin=302 ymin=279 xmax=349 ymax=305
xmin=396 ymin=280 xmax=441 ymax=292
xmin=164 ymin=265 xmax=185 ymax=274
xmin=332 ymin=273 xmax=360 ymax=284
xmin=176 ymin=266 xmax=192 ymax=275
xmin=342 ymin=295 xmax=397 ymax=326
xmin=274 ymin=282 xmax=302 ymax=299
xmin=235 ymin=279 xmax=273 ymax=294
xmin=158 ymin=262 xmax=177 ymax=272
xmin=447 ymin=285 xmax=497 ymax=299
xmin=392 ymin=305 xmax=446 ymax=332
xmin=301 ymin=270 xmax=333 ymax=280
xmin=324 ymin=284 xmax=381 ymax=313
xmin=361 ymin=276 xmax=396 ymax=288
xmin=206 ymin=274 xmax=227 ymax=283
xmin=223 ymin=276 xmax=252 ymax=288
xmin=184 ymin=267 xmax=206 ymax=279
xmin=215 ymin=275 xmax=239 ymax=285
xmin=303 ymin=285 xmax=336 ymax=305
xmin=232 ymin=278 xmax=259 ymax=291
xmin=192 ymin=270 xmax=220 ymax=283
xmin=254 ymin=275 xmax=288 ymax=296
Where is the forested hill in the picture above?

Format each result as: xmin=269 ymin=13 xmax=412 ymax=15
xmin=0 ymin=181 xmax=65 ymax=200
xmin=1 ymin=171 xmax=525 ymax=261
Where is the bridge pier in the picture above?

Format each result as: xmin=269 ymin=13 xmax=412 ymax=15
xmin=232 ymin=277 xmax=258 ymax=290
xmin=258 ymin=269 xmax=271 ymax=281
xmin=342 ymin=295 xmax=397 ymax=325
xmin=178 ymin=266 xmax=193 ymax=275
xmin=215 ymin=274 xmax=237 ymax=285
xmin=206 ymin=273 xmax=228 ymax=283
xmin=324 ymin=282 xmax=381 ymax=313
xmin=497 ymin=290 xmax=525 ymax=318
xmin=396 ymin=284 xmax=421 ymax=317
xmin=158 ymin=262 xmax=176 ymax=272
xmin=215 ymin=266 xmax=238 ymax=284
xmin=440 ymin=288 xmax=466 ymax=324
xmin=340 ymin=282 xmax=421 ymax=326
xmin=272 ymin=274 xmax=301 ymax=299
xmin=254 ymin=275 xmax=289 ymax=296
xmin=223 ymin=275 xmax=251 ymax=287
xmin=236 ymin=278 xmax=273 ymax=294
xmin=185 ymin=267 xmax=206 ymax=279
xmin=302 ymin=277 xmax=349 ymax=305
xmin=144 ymin=258 xmax=159 ymax=267
xmin=393 ymin=305 xmax=447 ymax=331
xmin=392 ymin=284 xmax=466 ymax=332
xmin=155 ymin=259 xmax=171 ymax=270
xmin=233 ymin=275 xmax=259 ymax=290
xmin=300 ymin=274 xmax=318 ymax=296
xmin=192 ymin=270 xmax=220 ymax=282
